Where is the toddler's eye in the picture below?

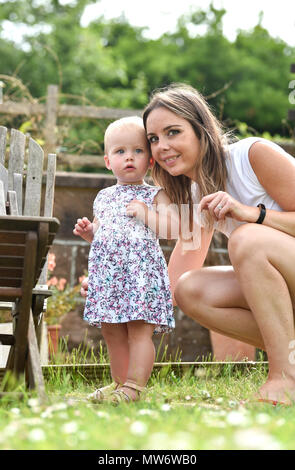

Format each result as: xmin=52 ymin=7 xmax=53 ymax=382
xmin=135 ymin=148 xmax=143 ymax=154
xmin=117 ymin=149 xmax=124 ymax=154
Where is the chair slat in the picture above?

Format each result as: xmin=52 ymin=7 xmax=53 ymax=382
xmin=0 ymin=245 xmax=25 ymax=256
xmin=0 ymin=267 xmax=23 ymax=277
xmin=0 ymin=126 xmax=7 ymax=166
xmin=44 ymin=153 xmax=56 ymax=217
xmin=8 ymin=190 xmax=18 ymax=216
xmin=0 ymin=181 xmax=6 ymax=215
xmin=13 ymin=173 xmax=23 ymax=216
xmin=8 ymin=129 xmax=26 ymax=191
xmin=0 ymin=257 xmax=24 ymax=268
xmin=0 ymin=278 xmax=22 ymax=287
xmin=0 ymin=163 xmax=8 ymax=201
xmin=0 ymin=287 xmax=22 ymax=299
xmin=23 ymin=139 xmax=44 ymax=216
xmin=0 ymin=232 xmax=26 ymax=243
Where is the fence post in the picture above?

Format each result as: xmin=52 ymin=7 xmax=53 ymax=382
xmin=0 ymin=81 xmax=3 ymax=105
xmin=44 ymin=85 xmax=58 ymax=159
xmin=288 ymin=64 xmax=295 ymax=135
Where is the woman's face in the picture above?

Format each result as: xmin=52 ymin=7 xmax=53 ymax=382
xmin=146 ymin=106 xmax=201 ymax=181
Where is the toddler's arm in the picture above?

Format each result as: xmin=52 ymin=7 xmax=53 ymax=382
xmin=126 ymin=190 xmax=180 ymax=239
xmin=73 ymin=216 xmax=99 ymax=243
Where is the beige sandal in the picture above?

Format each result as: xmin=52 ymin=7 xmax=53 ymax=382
xmin=110 ymin=381 xmax=145 ymax=406
xmin=87 ymin=382 xmax=119 ymax=403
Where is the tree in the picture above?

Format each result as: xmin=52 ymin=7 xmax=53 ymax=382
xmin=0 ymin=1 xmax=294 ymax=135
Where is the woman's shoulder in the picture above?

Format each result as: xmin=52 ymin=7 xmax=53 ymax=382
xmin=227 ymin=137 xmax=263 ymax=155
xmin=228 ymin=136 xmax=292 ymax=158
xmin=227 ymin=137 xmax=295 ymax=170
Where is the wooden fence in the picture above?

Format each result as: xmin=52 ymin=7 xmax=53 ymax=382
xmin=0 ymin=84 xmax=142 ymax=169
xmin=289 ymin=64 xmax=295 ymax=125
xmin=0 ymin=83 xmax=294 ymax=170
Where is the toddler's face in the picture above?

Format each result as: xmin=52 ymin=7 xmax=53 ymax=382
xmin=104 ymin=125 xmax=151 ymax=185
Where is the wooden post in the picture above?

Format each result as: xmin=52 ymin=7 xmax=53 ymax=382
xmin=289 ymin=64 xmax=295 ymax=135
xmin=44 ymin=85 xmax=58 ymax=159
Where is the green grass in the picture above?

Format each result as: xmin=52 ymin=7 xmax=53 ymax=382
xmin=0 ymin=362 xmax=294 ymax=450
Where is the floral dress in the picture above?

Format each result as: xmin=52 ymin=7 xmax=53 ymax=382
xmin=83 ymin=183 xmax=175 ymax=333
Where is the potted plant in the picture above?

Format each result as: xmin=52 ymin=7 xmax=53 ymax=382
xmin=45 ymin=253 xmax=85 ymax=356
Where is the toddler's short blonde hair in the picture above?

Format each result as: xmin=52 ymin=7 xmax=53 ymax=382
xmin=104 ymin=116 xmax=145 ymax=153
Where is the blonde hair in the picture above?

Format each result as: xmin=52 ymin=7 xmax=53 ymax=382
xmin=143 ymin=83 xmax=229 ymax=229
xmin=104 ymin=116 xmax=146 ymax=153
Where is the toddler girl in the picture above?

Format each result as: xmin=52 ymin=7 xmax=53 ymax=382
xmin=73 ymin=116 xmax=177 ymax=404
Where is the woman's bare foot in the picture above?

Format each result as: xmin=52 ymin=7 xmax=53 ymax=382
xmin=255 ymin=376 xmax=295 ymax=405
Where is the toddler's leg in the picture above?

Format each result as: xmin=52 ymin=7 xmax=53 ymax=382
xmin=118 ymin=321 xmax=155 ymax=401
xmin=101 ymin=323 xmax=129 ymax=385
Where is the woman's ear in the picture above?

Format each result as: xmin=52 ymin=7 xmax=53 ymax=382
xmin=104 ymin=154 xmax=112 ymax=170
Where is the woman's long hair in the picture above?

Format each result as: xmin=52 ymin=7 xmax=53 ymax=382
xmin=143 ymin=83 xmax=229 ymax=230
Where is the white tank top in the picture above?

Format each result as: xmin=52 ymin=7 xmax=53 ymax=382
xmin=191 ymin=137 xmax=295 ymax=238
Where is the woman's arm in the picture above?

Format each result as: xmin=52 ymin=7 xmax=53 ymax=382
xmin=248 ymin=142 xmax=295 ymax=236
xmin=200 ymin=142 xmax=295 ymax=238
xmin=126 ymin=190 xmax=180 ymax=239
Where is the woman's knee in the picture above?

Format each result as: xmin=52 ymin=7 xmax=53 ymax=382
xmin=174 ymin=270 xmax=206 ymax=310
xmin=228 ymin=223 xmax=264 ymax=265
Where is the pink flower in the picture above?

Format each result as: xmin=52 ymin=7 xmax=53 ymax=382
xmin=47 ymin=276 xmax=58 ymax=287
xmin=48 ymin=253 xmax=56 ymax=272
xmin=79 ymin=275 xmax=86 ymax=283
xmin=57 ymin=278 xmax=67 ymax=291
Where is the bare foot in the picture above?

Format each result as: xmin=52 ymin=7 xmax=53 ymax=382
xmin=254 ymin=377 xmax=295 ymax=405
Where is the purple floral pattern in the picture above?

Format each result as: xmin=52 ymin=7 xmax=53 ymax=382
xmin=83 ymin=183 xmax=175 ymax=333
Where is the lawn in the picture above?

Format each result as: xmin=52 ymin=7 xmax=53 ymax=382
xmin=0 ymin=360 xmax=294 ymax=451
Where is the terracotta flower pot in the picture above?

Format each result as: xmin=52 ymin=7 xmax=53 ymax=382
xmin=210 ymin=330 xmax=255 ymax=361
xmin=47 ymin=324 xmax=61 ymax=356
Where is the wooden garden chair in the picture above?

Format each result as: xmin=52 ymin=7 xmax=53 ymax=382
xmin=0 ymin=127 xmax=60 ymax=402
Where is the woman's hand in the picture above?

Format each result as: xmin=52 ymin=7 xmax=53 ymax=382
xmin=126 ymin=200 xmax=148 ymax=222
xmin=199 ymin=191 xmax=259 ymax=223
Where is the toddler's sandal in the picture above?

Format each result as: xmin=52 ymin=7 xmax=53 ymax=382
xmin=87 ymin=382 xmax=119 ymax=403
xmin=110 ymin=382 xmax=145 ymax=406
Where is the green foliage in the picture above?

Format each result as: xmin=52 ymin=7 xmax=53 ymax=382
xmin=45 ymin=283 xmax=81 ymax=325
xmin=0 ymin=0 xmax=294 ymax=141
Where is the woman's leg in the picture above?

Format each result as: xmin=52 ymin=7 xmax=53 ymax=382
xmin=119 ymin=321 xmax=155 ymax=400
xmin=175 ymin=223 xmax=295 ymax=404
xmin=175 ymin=266 xmax=265 ymax=347
xmin=228 ymin=223 xmax=295 ymax=402
xmin=101 ymin=323 xmax=129 ymax=385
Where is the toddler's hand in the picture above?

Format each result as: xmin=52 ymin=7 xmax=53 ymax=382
xmin=73 ymin=217 xmax=94 ymax=242
xmin=80 ymin=277 xmax=88 ymax=298
xmin=126 ymin=200 xmax=148 ymax=222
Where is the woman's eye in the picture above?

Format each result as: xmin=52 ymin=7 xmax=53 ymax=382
xmin=148 ymin=136 xmax=158 ymax=144
xmin=168 ymin=129 xmax=180 ymax=136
